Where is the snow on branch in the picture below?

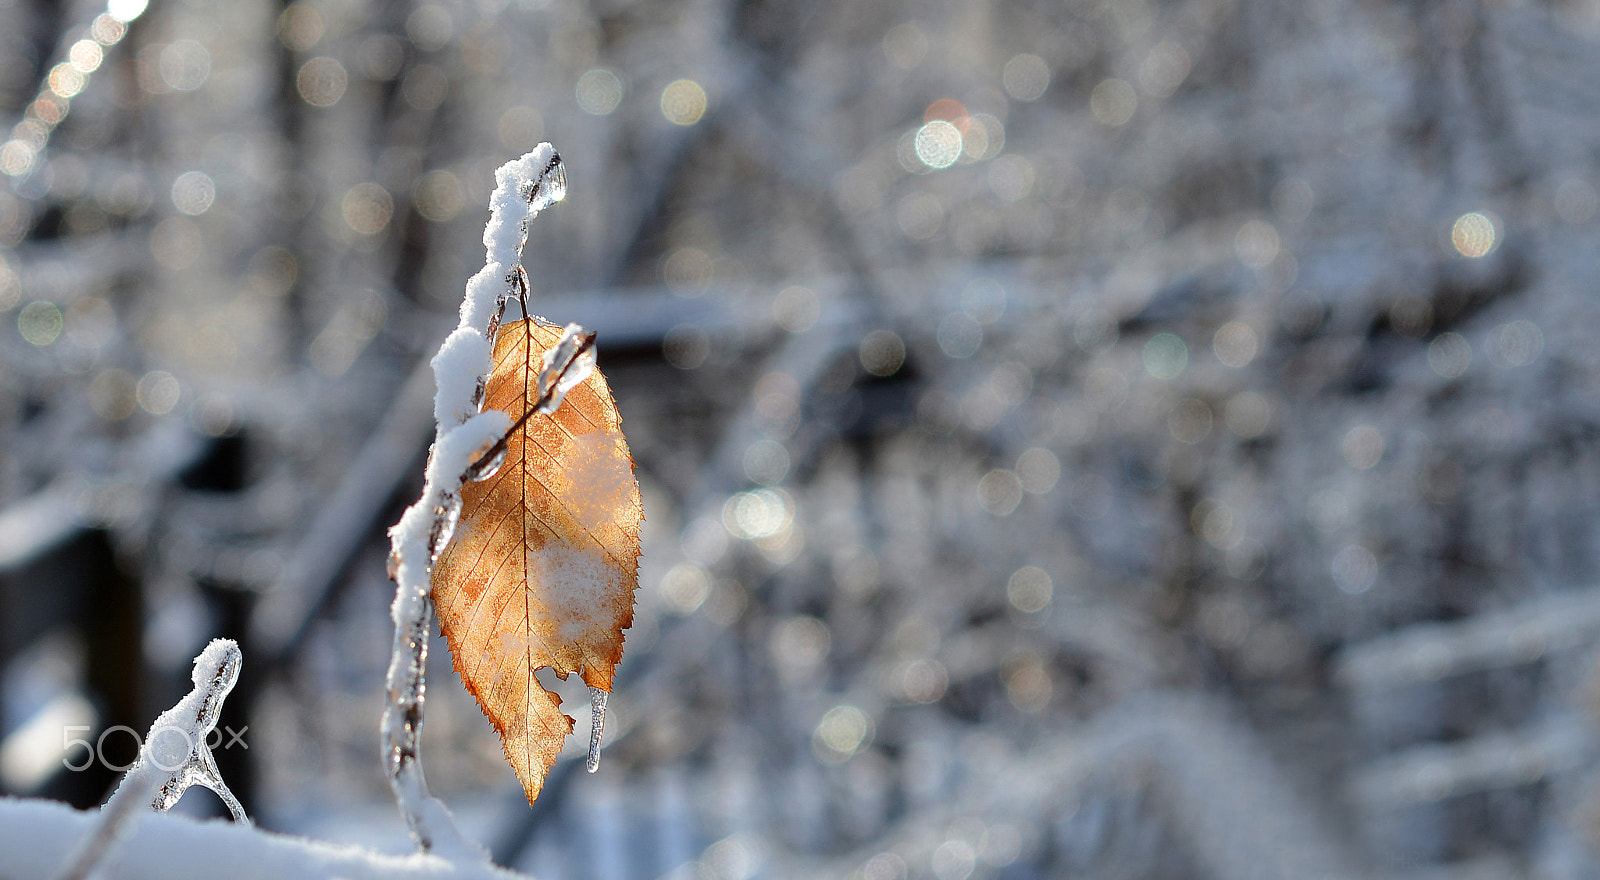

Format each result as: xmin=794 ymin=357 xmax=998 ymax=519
xmin=54 ymin=639 xmax=246 ymax=880
xmin=382 ymin=144 xmax=578 ymax=855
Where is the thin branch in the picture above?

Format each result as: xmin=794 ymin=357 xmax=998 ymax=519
xmin=380 ymin=146 xmax=570 ymax=855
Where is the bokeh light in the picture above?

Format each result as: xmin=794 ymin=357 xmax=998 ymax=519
xmin=1213 ymin=321 xmax=1259 ymax=367
xmin=1169 ymin=398 xmax=1213 ymax=444
xmin=662 ymin=247 xmax=713 ymax=296
xmin=576 ymin=68 xmax=624 ymax=115
xmin=158 ymin=39 xmax=210 ymax=91
xmin=1235 ymin=220 xmax=1280 ymax=267
xmin=1006 ymin=566 xmax=1052 ymax=613
xmin=1225 ymin=391 xmax=1272 ymax=438
xmin=68 ymin=40 xmax=104 ymax=74
xmin=1488 ymin=320 xmax=1543 ymax=368
xmin=987 ymin=156 xmax=1034 ymax=202
xmin=48 ymin=65 xmax=85 ymax=99
xmin=136 ymin=371 xmax=181 ymax=415
xmin=659 ymin=562 xmax=711 ymax=614
xmin=278 ymin=3 xmax=325 ymax=51
xmin=977 ymin=469 xmax=1023 ymax=516
xmin=813 ymin=705 xmax=873 ymax=764
xmin=1451 ymin=211 xmax=1497 ymax=258
xmin=1138 ymin=39 xmax=1191 ymax=97
xmin=1341 ymin=425 xmax=1384 ymax=470
xmin=914 ymin=120 xmax=963 ymax=169
xmin=171 ymin=171 xmax=215 ymax=216
xmin=772 ymin=286 xmax=819 ymax=333
xmin=938 ymin=312 xmax=982 ymax=358
xmin=357 ymin=34 xmax=404 ymax=80
xmin=412 ymin=170 xmax=464 ymax=222
xmin=1001 ymin=54 xmax=1049 ymax=102
xmin=0 ymin=259 xmax=19 ymax=311
xmin=0 ymin=141 xmax=35 ymax=178
xmin=297 ymin=57 xmax=348 ymax=107
xmin=1015 ymin=448 xmax=1060 ymax=494
xmin=723 ymin=488 xmax=793 ymax=540
xmin=91 ymin=14 xmax=127 ymax=45
xmin=1428 ymin=332 xmax=1472 ymax=378
xmin=1332 ymin=544 xmax=1378 ymax=594
xmin=406 ymin=4 xmax=454 ymax=51
xmin=401 ymin=65 xmax=449 ymax=111
xmin=858 ymin=330 xmax=905 ymax=376
xmin=1143 ymin=332 xmax=1188 ymax=380
xmin=107 ymin=0 xmax=147 ymax=23
xmin=1090 ymin=78 xmax=1137 ymax=126
xmin=742 ymin=439 xmax=790 ymax=485
xmin=18 ymin=301 xmax=63 ymax=346
xmin=660 ymin=79 xmax=707 ymax=126
xmin=341 ymin=183 xmax=393 ymax=235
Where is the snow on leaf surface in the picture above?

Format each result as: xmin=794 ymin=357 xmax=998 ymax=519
xmin=431 ymin=316 xmax=642 ymax=805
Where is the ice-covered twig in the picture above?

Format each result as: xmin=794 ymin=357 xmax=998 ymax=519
xmin=382 ymin=145 xmax=576 ymax=854
xmin=57 ymin=639 xmax=246 ymax=880
xmin=462 ymin=326 xmax=596 ymax=483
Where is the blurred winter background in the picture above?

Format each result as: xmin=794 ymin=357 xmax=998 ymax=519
xmin=4 ymin=0 xmax=1600 ymax=876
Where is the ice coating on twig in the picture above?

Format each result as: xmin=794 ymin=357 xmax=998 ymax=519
xmin=57 ymin=640 xmax=246 ymax=880
xmin=383 ymin=145 xmax=568 ymax=855
xmin=535 ymin=324 xmax=598 ymax=415
xmin=112 ymin=638 xmax=246 ymax=818
xmin=459 ymin=324 xmax=593 ymax=486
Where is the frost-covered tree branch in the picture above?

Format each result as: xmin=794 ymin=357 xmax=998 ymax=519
xmin=53 ymin=639 xmax=245 ymax=880
xmin=382 ymin=144 xmax=594 ymax=854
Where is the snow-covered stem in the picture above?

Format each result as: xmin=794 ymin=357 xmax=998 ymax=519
xmin=381 ymin=145 xmax=578 ymax=854
xmin=57 ymin=639 xmax=246 ymax=880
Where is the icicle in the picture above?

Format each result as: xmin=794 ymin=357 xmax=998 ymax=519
xmin=586 ymin=686 xmax=608 ymax=774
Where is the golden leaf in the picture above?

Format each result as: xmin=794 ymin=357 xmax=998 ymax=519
xmin=432 ymin=316 xmax=642 ymax=805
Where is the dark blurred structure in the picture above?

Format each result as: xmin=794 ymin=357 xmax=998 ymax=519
xmin=3 ymin=0 xmax=1600 ymax=878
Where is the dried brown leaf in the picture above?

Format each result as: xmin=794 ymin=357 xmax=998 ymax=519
xmin=432 ymin=317 xmax=642 ymax=805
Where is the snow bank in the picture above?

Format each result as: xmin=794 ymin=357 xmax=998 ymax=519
xmin=0 ymin=796 xmax=528 ymax=880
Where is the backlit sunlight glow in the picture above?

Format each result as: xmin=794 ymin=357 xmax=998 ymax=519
xmin=3 ymin=0 xmax=148 ymax=179
xmin=910 ymin=99 xmax=1006 ymax=171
